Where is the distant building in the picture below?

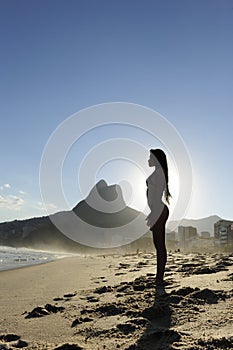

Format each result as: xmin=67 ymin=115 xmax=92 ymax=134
xmin=201 ymin=231 xmax=211 ymax=239
xmin=214 ymin=220 xmax=233 ymax=246
xmin=178 ymin=226 xmax=198 ymax=249
xmin=178 ymin=226 xmax=197 ymax=240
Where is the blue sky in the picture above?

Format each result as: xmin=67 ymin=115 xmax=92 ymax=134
xmin=0 ymin=0 xmax=233 ymax=222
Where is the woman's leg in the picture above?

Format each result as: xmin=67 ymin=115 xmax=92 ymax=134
xmin=153 ymin=224 xmax=167 ymax=280
xmin=152 ymin=206 xmax=169 ymax=281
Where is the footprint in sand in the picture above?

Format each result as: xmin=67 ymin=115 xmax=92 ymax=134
xmin=54 ymin=343 xmax=83 ymax=350
xmin=118 ymin=263 xmax=131 ymax=269
xmin=196 ymin=336 xmax=233 ymax=349
xmin=25 ymin=304 xmax=65 ymax=318
xmin=71 ymin=317 xmax=93 ymax=328
xmin=64 ymin=292 xmax=77 ymax=298
xmin=0 ymin=334 xmax=28 ymax=348
xmin=85 ymin=295 xmax=99 ymax=302
xmin=0 ymin=334 xmax=20 ymax=342
xmin=53 ymin=291 xmax=77 ymax=302
xmin=93 ymin=285 xmax=112 ymax=294
xmin=92 ymin=276 xmax=108 ymax=283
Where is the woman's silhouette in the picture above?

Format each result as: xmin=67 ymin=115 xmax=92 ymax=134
xmin=146 ymin=149 xmax=171 ymax=283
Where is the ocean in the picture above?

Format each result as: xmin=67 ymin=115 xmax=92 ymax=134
xmin=0 ymin=245 xmax=74 ymax=272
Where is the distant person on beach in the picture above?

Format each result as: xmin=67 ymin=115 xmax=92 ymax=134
xmin=146 ymin=149 xmax=171 ymax=283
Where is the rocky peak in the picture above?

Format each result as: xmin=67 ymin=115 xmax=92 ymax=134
xmin=73 ymin=179 xmax=126 ymax=213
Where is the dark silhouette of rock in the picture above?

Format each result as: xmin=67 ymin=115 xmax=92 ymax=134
xmin=73 ymin=180 xmax=138 ymax=228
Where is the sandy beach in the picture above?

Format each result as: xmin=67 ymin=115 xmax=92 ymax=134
xmin=0 ymin=251 xmax=232 ymax=350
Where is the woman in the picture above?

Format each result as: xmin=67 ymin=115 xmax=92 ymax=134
xmin=146 ymin=148 xmax=171 ymax=283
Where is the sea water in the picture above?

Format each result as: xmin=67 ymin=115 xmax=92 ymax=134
xmin=0 ymin=245 xmax=73 ymax=272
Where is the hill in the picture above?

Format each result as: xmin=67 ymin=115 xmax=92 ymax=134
xmin=167 ymin=215 xmax=222 ymax=236
xmin=0 ymin=180 xmax=150 ymax=253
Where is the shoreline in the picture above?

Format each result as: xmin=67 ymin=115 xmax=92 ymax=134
xmin=0 ymin=245 xmax=82 ymax=273
xmin=0 ymin=254 xmax=74 ymax=273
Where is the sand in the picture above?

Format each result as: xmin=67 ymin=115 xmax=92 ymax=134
xmin=0 ymin=251 xmax=232 ymax=350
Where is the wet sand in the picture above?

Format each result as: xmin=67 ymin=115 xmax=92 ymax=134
xmin=0 ymin=252 xmax=232 ymax=349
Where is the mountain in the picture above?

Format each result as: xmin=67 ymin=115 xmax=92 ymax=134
xmin=72 ymin=179 xmax=139 ymax=228
xmin=0 ymin=180 xmax=149 ymax=252
xmin=167 ymin=215 xmax=222 ymax=236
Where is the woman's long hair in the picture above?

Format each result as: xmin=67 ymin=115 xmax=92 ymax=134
xmin=150 ymin=148 xmax=172 ymax=204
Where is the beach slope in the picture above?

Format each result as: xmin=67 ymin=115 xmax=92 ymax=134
xmin=0 ymin=252 xmax=232 ymax=349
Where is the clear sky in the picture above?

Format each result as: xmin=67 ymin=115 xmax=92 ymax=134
xmin=0 ymin=0 xmax=233 ymax=222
